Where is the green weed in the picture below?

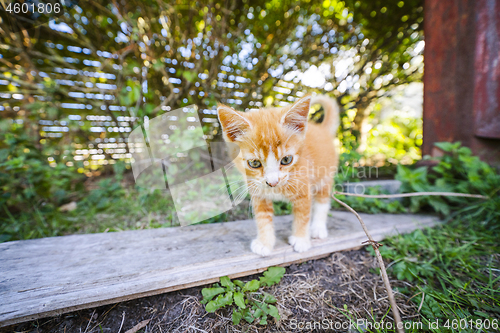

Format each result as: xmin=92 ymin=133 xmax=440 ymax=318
xmin=201 ymin=267 xmax=285 ymax=326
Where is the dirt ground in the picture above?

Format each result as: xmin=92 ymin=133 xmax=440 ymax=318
xmin=4 ymin=249 xmax=419 ymax=333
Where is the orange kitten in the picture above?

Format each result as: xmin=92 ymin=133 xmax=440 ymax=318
xmin=217 ymin=95 xmax=339 ymax=256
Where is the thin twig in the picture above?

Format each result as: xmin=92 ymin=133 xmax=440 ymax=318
xmin=332 ymin=193 xmax=405 ymax=333
xmin=333 ymin=191 xmax=489 ymax=199
xmin=124 ymin=319 xmax=151 ymax=333
xmin=83 ymin=310 xmax=95 ymax=333
xmin=417 ymin=292 xmax=425 ymax=313
xmin=118 ymin=311 xmax=126 ymax=333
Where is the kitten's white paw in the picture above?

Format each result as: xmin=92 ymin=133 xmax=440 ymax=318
xmin=288 ymin=236 xmax=311 ymax=252
xmin=251 ymin=239 xmax=273 ymax=256
xmin=310 ymin=223 xmax=328 ymax=239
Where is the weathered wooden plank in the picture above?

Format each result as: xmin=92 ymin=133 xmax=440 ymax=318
xmin=0 ymin=211 xmax=439 ymax=327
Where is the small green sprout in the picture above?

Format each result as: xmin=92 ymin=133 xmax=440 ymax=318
xmin=200 ymin=266 xmax=286 ymax=325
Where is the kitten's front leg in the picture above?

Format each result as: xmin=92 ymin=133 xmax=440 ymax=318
xmin=288 ymin=194 xmax=312 ymax=252
xmin=251 ymin=197 xmax=275 ymax=256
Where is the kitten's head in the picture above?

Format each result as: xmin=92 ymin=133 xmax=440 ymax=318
xmin=217 ymin=95 xmax=311 ymax=189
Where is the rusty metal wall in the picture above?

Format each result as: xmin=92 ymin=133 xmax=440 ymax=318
xmin=423 ymin=0 xmax=500 ymax=164
xmin=474 ymin=0 xmax=500 ymax=139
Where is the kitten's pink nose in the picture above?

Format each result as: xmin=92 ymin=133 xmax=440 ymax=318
xmin=266 ymin=180 xmax=278 ymax=187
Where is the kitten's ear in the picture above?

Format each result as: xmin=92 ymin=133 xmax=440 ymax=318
xmin=217 ymin=104 xmax=252 ymax=142
xmin=281 ymin=95 xmax=311 ymax=133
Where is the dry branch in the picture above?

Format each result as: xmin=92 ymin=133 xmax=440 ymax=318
xmin=124 ymin=319 xmax=151 ymax=333
xmin=332 ymin=193 xmax=405 ymax=333
xmin=334 ymin=191 xmax=489 ymax=200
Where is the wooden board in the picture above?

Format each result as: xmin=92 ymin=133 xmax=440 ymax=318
xmin=0 ymin=211 xmax=439 ymax=327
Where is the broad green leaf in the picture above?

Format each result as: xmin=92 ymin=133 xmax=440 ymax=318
xmin=242 ymin=308 xmax=254 ymax=323
xmin=220 ymin=276 xmax=234 ymax=290
xmin=262 ymin=292 xmax=277 ymax=303
xmin=435 ymin=141 xmax=460 ymax=152
xmin=129 ymin=85 xmax=141 ymax=103
xmin=255 ymin=300 xmax=270 ymax=314
xmin=205 ymin=291 xmax=233 ymax=313
xmin=268 ymin=305 xmax=280 ymax=320
xmin=205 ymin=299 xmax=220 ymax=313
xmin=259 ymin=266 xmax=286 ymax=286
xmin=243 ymin=279 xmax=260 ymax=292
xmin=232 ymin=309 xmax=242 ymax=325
xmin=253 ymin=308 xmax=263 ymax=320
xmin=428 ymin=198 xmax=450 ymax=215
xmin=233 ymin=280 xmax=245 ymax=288
xmin=119 ymin=94 xmax=130 ymax=106
xmin=143 ymin=103 xmax=154 ymax=116
xmin=201 ymin=287 xmax=225 ymax=304
xmin=234 ymin=292 xmax=245 ymax=309
xmin=220 ymin=291 xmax=233 ymax=306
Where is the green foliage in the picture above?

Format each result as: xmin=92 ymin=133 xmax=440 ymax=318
xmin=79 ymin=179 xmax=125 ymax=211
xmin=201 ymin=267 xmax=285 ymax=326
xmin=0 ymin=0 xmax=427 ymax=242
xmin=334 ymin=142 xmax=500 ymax=220
xmin=365 ymin=111 xmax=422 ymax=165
xmin=330 ymin=0 xmax=424 ymax=147
xmin=0 ymin=120 xmax=83 ymax=214
xmin=1 ymin=0 xmax=425 ymax=169
xmin=370 ymin=219 xmax=500 ymax=328
xmin=273 ymin=201 xmax=292 ymax=216
xmin=360 ymin=142 xmax=500 ymax=331
xmin=0 ymin=168 xmax=177 ymax=242
xmin=337 ymin=304 xmax=425 ymax=333
xmin=396 ymin=142 xmax=500 ymax=221
xmin=259 ymin=266 xmax=287 ymax=286
xmin=345 ymin=0 xmax=424 ymax=71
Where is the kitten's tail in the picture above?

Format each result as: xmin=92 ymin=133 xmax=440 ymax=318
xmin=310 ymin=95 xmax=340 ymax=135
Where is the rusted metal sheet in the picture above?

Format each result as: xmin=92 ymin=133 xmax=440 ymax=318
xmin=474 ymin=0 xmax=500 ymax=139
xmin=423 ymin=0 xmax=500 ymax=164
xmin=423 ymin=0 xmax=477 ymax=155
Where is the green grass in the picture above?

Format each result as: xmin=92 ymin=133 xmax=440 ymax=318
xmin=0 ymin=179 xmax=177 ymax=241
xmin=335 ymin=212 xmax=499 ymax=333
xmin=356 ymin=213 xmax=499 ymax=332
xmin=0 ymin=176 xmax=257 ymax=242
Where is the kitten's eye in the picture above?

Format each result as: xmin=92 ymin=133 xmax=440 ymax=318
xmin=248 ymin=160 xmax=262 ymax=168
xmin=281 ymin=155 xmax=293 ymax=165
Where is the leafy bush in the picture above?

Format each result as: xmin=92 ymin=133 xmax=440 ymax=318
xmin=396 ymin=142 xmax=500 ymax=222
xmin=201 ymin=267 xmax=285 ymax=325
xmin=334 ymin=142 xmax=500 ymax=220
xmin=0 ymin=121 xmax=84 ymax=214
xmin=79 ymin=178 xmax=126 ymax=212
xmin=365 ymin=110 xmax=423 ymax=165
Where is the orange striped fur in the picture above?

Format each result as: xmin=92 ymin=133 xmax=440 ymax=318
xmin=218 ymin=95 xmax=339 ymax=256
